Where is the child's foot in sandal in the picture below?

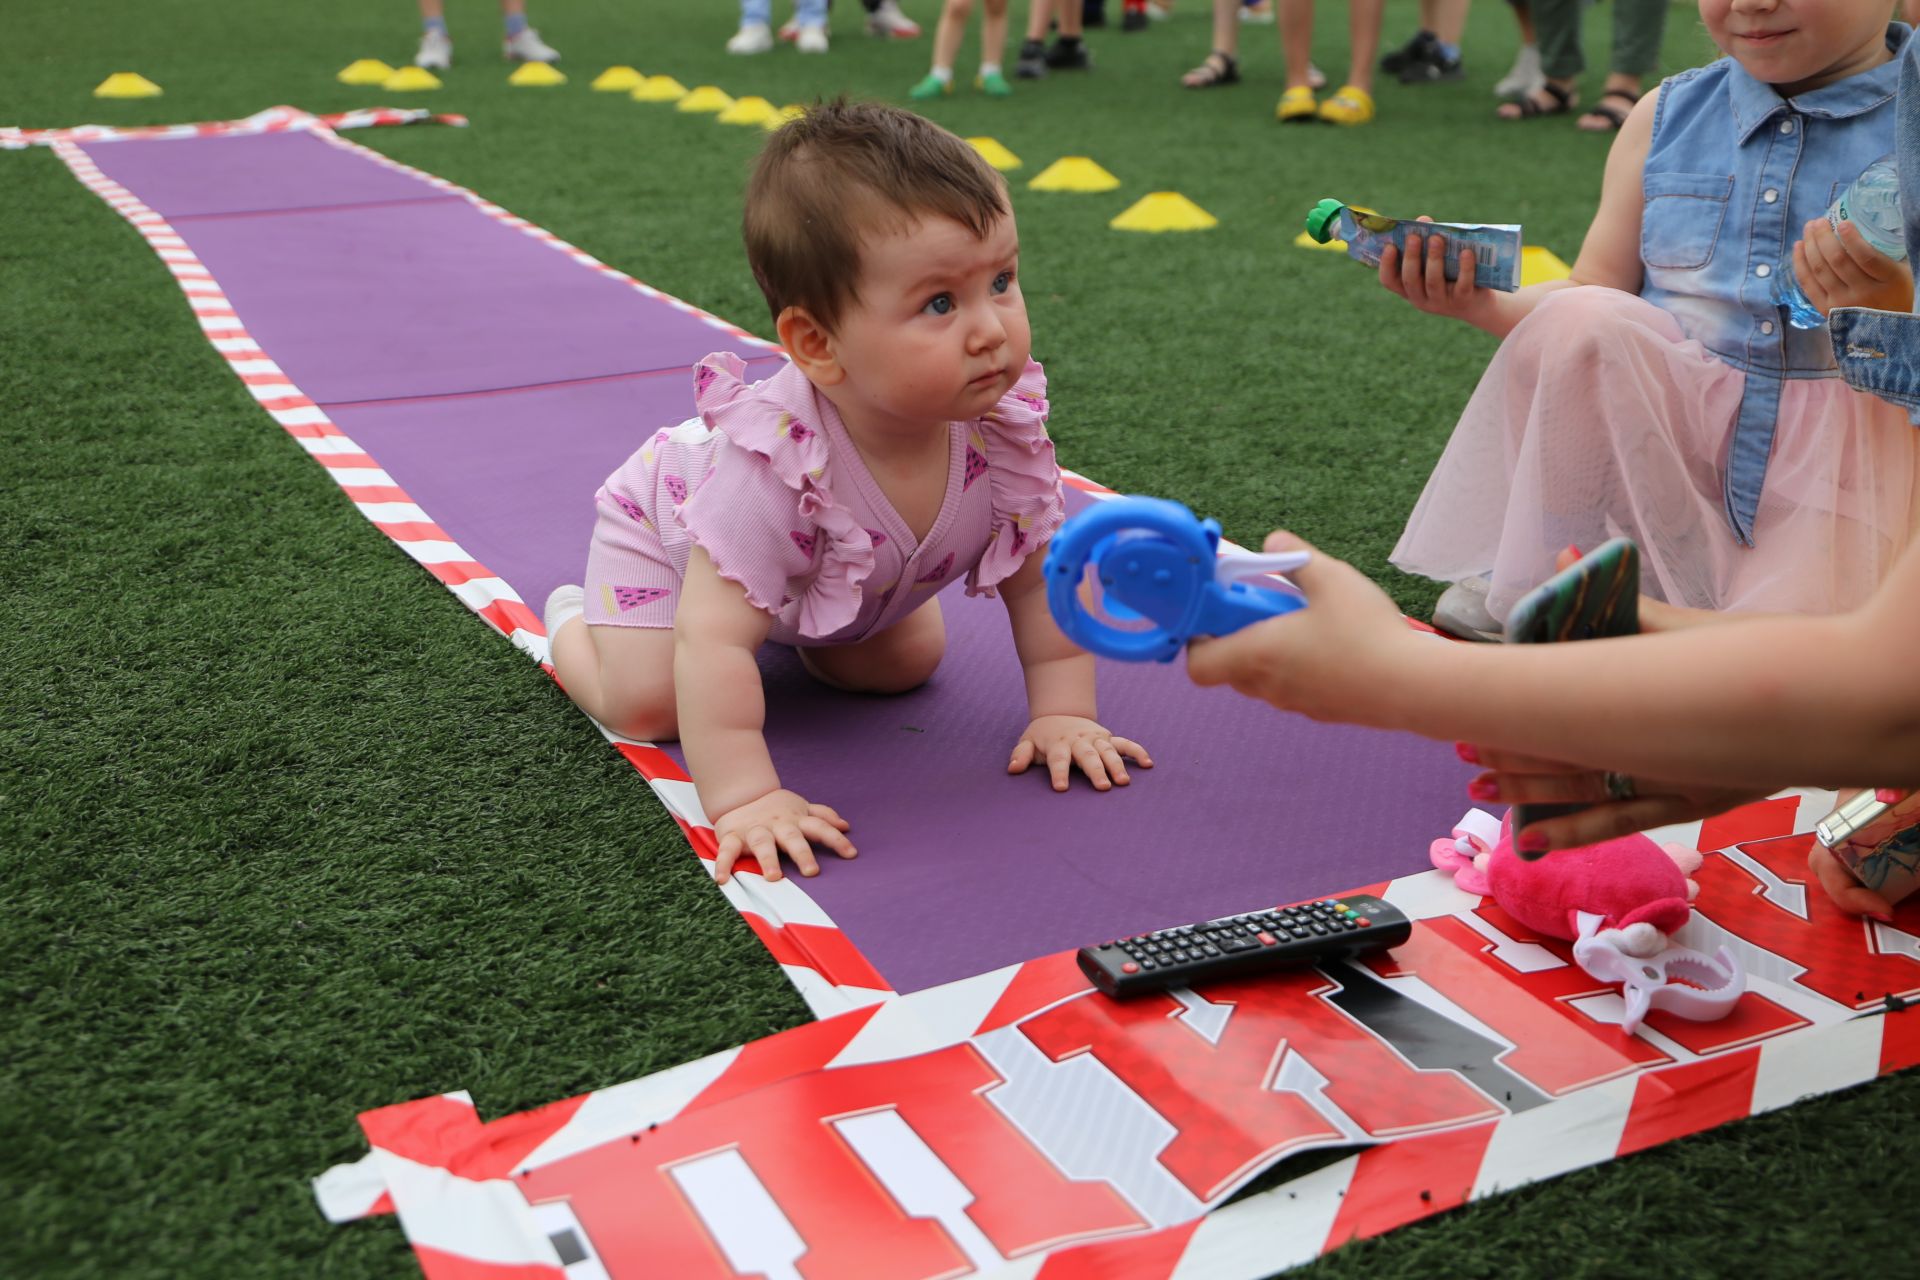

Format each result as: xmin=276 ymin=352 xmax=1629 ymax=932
xmin=1181 ymin=50 xmax=1239 ymax=87
xmin=1496 ymin=80 xmax=1575 ymax=120
xmin=1316 ymin=84 xmax=1374 ymax=126
xmin=1275 ymin=84 xmax=1318 ymax=121
xmin=1578 ymin=87 xmax=1641 ymax=132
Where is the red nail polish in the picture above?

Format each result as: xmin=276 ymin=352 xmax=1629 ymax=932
xmin=1455 ymin=742 xmax=1480 ymax=765
xmin=1518 ymin=830 xmax=1549 ymax=853
xmin=1564 ymin=544 xmax=1583 ymax=559
xmin=1870 ymin=912 xmax=1895 ymax=925
xmin=1876 ymin=788 xmax=1905 ymax=804
xmin=1468 ymin=779 xmax=1499 ymax=802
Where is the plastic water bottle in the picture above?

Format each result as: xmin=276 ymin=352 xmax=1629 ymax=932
xmin=1772 ymin=155 xmax=1905 ymax=329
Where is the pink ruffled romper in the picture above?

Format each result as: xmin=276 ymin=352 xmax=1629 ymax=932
xmin=582 ymin=353 xmax=1066 ymax=644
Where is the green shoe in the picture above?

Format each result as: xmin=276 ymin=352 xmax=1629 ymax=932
xmin=908 ymin=72 xmax=953 ymax=100
xmin=976 ymin=69 xmax=1013 ymax=97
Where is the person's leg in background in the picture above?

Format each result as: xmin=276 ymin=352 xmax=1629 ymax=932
xmin=1494 ymin=0 xmax=1546 ymax=96
xmin=1314 ymin=0 xmax=1383 ymax=125
xmin=1383 ymin=0 xmax=1470 ymax=83
xmin=731 ymin=0 xmax=777 ymax=53
xmin=1180 ymin=0 xmax=1244 ymax=86
xmin=912 ymin=0 xmax=974 ymax=94
xmin=1577 ymin=0 xmax=1666 ymax=132
xmin=979 ymin=0 xmax=1014 ymax=92
xmin=867 ymin=0 xmax=924 ymax=37
xmin=1497 ymin=0 xmax=1578 ymax=119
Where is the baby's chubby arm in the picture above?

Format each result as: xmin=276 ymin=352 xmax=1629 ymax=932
xmin=676 ymin=546 xmax=855 ymax=883
xmin=1381 ymin=89 xmax=1653 ymax=338
xmin=997 ymin=548 xmax=1153 ymax=792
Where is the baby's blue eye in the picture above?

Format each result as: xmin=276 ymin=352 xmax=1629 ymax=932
xmin=923 ymin=293 xmax=954 ymax=316
xmin=992 ymin=271 xmax=1013 ymax=294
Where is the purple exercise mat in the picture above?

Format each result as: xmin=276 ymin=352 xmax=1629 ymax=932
xmin=89 ymin=130 xmax=1476 ymax=995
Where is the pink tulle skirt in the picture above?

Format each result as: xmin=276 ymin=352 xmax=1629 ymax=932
xmin=1392 ymin=287 xmax=1919 ymax=617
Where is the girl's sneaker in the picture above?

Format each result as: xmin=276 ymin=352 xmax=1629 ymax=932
xmin=415 ymin=28 xmax=452 ymax=69
xmin=728 ymin=22 xmax=775 ymax=54
xmin=977 ymin=69 xmax=1013 ymax=96
xmin=1014 ymin=38 xmax=1048 ymax=78
xmin=795 ymin=23 xmax=829 ymax=53
xmin=1275 ymin=85 xmax=1317 ymax=121
xmin=503 ymin=27 xmax=560 ymax=62
xmin=867 ymin=0 xmax=922 ymax=38
xmin=909 ymin=72 xmax=953 ymax=99
xmin=1316 ymin=84 xmax=1375 ymax=125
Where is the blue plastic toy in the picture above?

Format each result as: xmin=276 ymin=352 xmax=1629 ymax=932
xmin=1043 ymin=496 xmax=1309 ymax=663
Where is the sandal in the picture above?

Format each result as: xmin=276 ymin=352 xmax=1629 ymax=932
xmin=1181 ymin=50 xmax=1240 ymax=88
xmin=1578 ymin=87 xmax=1641 ymax=132
xmin=1276 ymin=84 xmax=1318 ymax=121
xmin=1316 ymin=84 xmax=1374 ymax=126
xmin=1496 ymin=80 xmax=1575 ymax=120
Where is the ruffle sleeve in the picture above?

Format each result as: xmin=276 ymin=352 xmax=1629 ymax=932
xmin=673 ymin=353 xmax=876 ymax=637
xmin=965 ymin=358 xmax=1066 ymax=596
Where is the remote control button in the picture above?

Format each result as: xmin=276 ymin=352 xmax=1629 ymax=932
xmin=1357 ymin=917 xmax=1372 ymax=927
xmin=1200 ymin=943 xmax=1220 ymax=957
xmin=1222 ymin=937 xmax=1258 ymax=953
xmin=1309 ymin=923 xmax=1329 ymax=935
xmin=1289 ymin=925 xmax=1310 ymax=938
xmin=1122 ymin=962 xmax=1140 ymax=974
xmin=1257 ymin=931 xmax=1277 ymax=946
xmin=1139 ymin=957 xmax=1157 ymax=969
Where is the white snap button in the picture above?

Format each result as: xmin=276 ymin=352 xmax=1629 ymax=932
xmin=1761 ymin=321 xmax=1776 ymax=335
xmin=1780 ymin=119 xmax=1796 ymax=135
xmin=1763 ymin=189 xmax=1779 ymax=203
xmin=1756 ymin=263 xmax=1772 ymax=278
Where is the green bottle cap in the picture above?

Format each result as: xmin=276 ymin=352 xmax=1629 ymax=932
xmin=1304 ymin=198 xmax=1347 ymax=244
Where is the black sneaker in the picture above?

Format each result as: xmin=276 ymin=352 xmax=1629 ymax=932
xmin=1400 ymin=51 xmax=1464 ymax=83
xmin=1014 ymin=38 xmax=1048 ymax=79
xmin=1122 ymin=7 xmax=1148 ymax=31
xmin=1380 ymin=29 xmax=1438 ymax=74
xmin=1083 ymin=0 xmax=1107 ymax=28
xmin=1044 ymin=36 xmax=1092 ymax=70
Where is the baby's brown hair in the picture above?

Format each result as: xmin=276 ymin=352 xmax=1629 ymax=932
xmin=744 ymin=99 xmax=1009 ymax=333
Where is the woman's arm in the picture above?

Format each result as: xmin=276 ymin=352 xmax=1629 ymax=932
xmin=1186 ymin=532 xmax=1920 ymax=792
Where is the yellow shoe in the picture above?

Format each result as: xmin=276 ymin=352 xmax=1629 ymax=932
xmin=1275 ymin=85 xmax=1318 ymax=122
xmin=1317 ymin=84 xmax=1375 ymax=126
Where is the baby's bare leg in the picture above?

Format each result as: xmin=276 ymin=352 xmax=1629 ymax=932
xmin=801 ymin=599 xmax=947 ymax=694
xmin=550 ymin=619 xmax=680 ymax=740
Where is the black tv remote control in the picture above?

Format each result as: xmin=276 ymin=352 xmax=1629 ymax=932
xmin=1077 ymin=894 xmax=1413 ymax=998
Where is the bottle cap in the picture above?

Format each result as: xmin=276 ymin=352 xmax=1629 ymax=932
xmin=1304 ymin=198 xmax=1347 ymax=244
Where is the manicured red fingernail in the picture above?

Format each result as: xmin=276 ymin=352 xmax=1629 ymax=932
xmin=1564 ymin=544 xmax=1583 ymax=559
xmin=1468 ymin=779 xmax=1499 ymax=802
xmin=1455 ymin=742 xmax=1480 ymax=764
xmin=1877 ymin=788 xmax=1905 ymax=804
xmin=1870 ymin=912 xmax=1895 ymax=924
xmin=1518 ymin=829 xmax=1549 ymax=853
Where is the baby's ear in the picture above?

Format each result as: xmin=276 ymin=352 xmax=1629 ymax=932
xmin=776 ymin=306 xmax=843 ymax=386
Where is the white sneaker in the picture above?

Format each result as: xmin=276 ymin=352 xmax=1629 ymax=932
xmin=1239 ymin=1 xmax=1275 ymax=24
xmin=795 ymin=24 xmax=829 ymax=54
xmin=867 ymin=0 xmax=922 ymax=38
xmin=503 ymin=27 xmax=560 ymax=63
xmin=728 ymin=22 xmax=775 ymax=54
xmin=1494 ymin=44 xmax=1546 ymax=97
xmin=1431 ymin=577 xmax=1504 ymax=642
xmin=543 ymin=584 xmax=586 ymax=645
xmin=415 ymin=29 xmax=452 ymax=70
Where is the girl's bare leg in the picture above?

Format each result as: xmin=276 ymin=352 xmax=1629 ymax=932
xmin=550 ymin=620 xmax=680 ymax=740
xmin=800 ymin=599 xmax=948 ymax=694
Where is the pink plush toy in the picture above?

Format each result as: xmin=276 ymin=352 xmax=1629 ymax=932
xmin=1432 ymin=810 xmax=1744 ymax=1033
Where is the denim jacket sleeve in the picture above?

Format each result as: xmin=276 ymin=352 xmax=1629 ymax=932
xmin=1829 ymin=306 xmax=1920 ymax=423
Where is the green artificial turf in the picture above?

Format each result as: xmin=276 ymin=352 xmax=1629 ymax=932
xmin=3 ymin=1 xmax=1915 ymax=1275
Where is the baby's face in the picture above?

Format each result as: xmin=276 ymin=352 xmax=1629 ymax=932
xmin=829 ymin=211 xmax=1029 ymax=433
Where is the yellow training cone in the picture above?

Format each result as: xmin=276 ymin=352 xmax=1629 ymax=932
xmin=337 ymin=59 xmax=394 ymax=86
xmin=382 ymin=65 xmax=443 ymax=91
xmin=631 ymin=75 xmax=688 ymax=103
xmin=717 ymin=95 xmax=778 ymax=126
xmin=1028 ymin=156 xmax=1119 ymax=193
xmin=591 ymin=65 xmax=644 ymax=92
xmin=509 ymin=61 xmax=567 ymax=86
xmin=1110 ymin=192 xmax=1218 ymax=233
xmin=676 ymin=85 xmax=735 ymax=113
xmin=762 ymin=103 xmax=806 ymax=131
xmin=93 ymin=72 xmax=162 ymax=98
xmin=967 ymin=136 xmax=1022 ymax=171
xmin=1521 ymin=244 xmax=1572 ymax=287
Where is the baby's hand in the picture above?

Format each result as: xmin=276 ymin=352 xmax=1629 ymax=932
xmin=1008 ymin=716 xmax=1152 ymax=792
xmin=1379 ymin=217 xmax=1499 ymax=326
xmin=712 ymin=789 xmax=855 ymax=884
xmin=1793 ymin=215 xmax=1914 ymax=318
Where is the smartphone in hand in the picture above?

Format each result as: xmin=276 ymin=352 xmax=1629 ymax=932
xmin=1502 ymin=539 xmax=1641 ymax=855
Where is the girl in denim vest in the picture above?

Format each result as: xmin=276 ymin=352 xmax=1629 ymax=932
xmin=1385 ymin=0 xmax=1916 ymax=635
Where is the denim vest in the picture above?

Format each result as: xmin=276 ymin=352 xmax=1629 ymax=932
xmin=1640 ymin=28 xmax=1906 ymax=544
xmin=1831 ymin=33 xmax=1920 ymax=419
